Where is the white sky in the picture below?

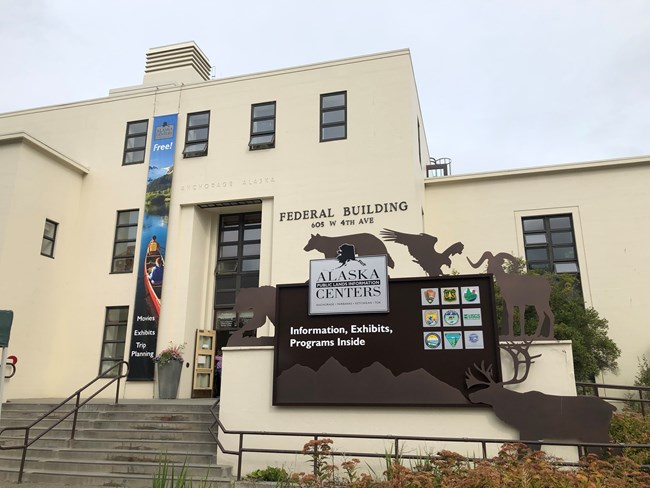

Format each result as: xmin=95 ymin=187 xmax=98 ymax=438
xmin=1 ymin=0 xmax=649 ymax=174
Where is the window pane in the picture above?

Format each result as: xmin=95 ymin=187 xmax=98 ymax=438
xmin=524 ymin=233 xmax=547 ymax=245
xmin=187 ymin=127 xmax=208 ymax=142
xmin=215 ymin=290 xmax=236 ymax=305
xmin=106 ymin=307 xmax=128 ymax=323
xmin=112 ymin=257 xmax=134 ymax=273
xmin=522 ymin=219 xmax=544 ymax=232
xmin=243 ymin=243 xmax=260 ymax=256
xmin=41 ymin=239 xmax=53 ymax=256
xmin=322 ymin=110 xmax=345 ymax=125
xmin=128 ymin=121 xmax=148 ymax=135
xmin=217 ymin=260 xmax=238 ymax=273
xmin=242 ymin=258 xmax=260 ymax=271
xmin=553 ymin=247 xmax=576 ymax=260
xmin=250 ymin=134 xmax=274 ymax=145
xmin=183 ymin=142 xmax=208 ymax=154
xmin=103 ymin=342 xmax=125 ymax=359
xmin=555 ymin=262 xmax=579 ymax=273
xmin=118 ymin=211 xmax=139 ymax=225
xmin=43 ymin=221 xmax=57 ymax=238
xmin=126 ymin=135 xmax=147 ymax=149
xmin=240 ymin=274 xmax=259 ymax=288
xmin=551 ymin=231 xmax=573 ymax=245
xmin=243 ymin=227 xmax=261 ymax=240
xmin=124 ymin=150 xmax=145 ymax=164
xmin=253 ymin=104 xmax=275 ymax=118
xmin=529 ymin=262 xmax=552 ymax=271
xmin=252 ymin=119 xmax=275 ymax=133
xmin=525 ymin=248 xmax=548 ymax=262
xmin=114 ymin=242 xmax=135 ymax=258
xmin=100 ymin=361 xmax=119 ymax=375
xmin=322 ymin=93 xmax=345 ymax=109
xmin=188 ymin=112 xmax=209 ymax=127
xmin=219 ymin=245 xmax=238 ymax=258
xmin=549 ymin=216 xmax=571 ymax=229
xmin=216 ymin=276 xmax=237 ymax=290
xmin=104 ymin=326 xmax=127 ymax=342
xmin=116 ymin=226 xmax=138 ymax=241
xmin=244 ymin=213 xmax=262 ymax=225
xmin=222 ymin=215 xmax=240 ymax=227
xmin=221 ymin=229 xmax=239 ymax=242
xmin=322 ymin=126 xmax=345 ymax=140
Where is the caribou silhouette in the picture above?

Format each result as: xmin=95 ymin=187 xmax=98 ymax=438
xmin=466 ymin=343 xmax=615 ymax=452
xmin=304 ymin=233 xmax=395 ymax=268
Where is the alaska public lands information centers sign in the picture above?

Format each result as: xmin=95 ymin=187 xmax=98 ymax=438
xmin=273 ymin=255 xmax=502 ymax=407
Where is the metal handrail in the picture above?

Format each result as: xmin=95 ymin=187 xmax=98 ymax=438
xmin=210 ymin=403 xmax=650 ymax=480
xmin=577 ymin=382 xmax=650 ymax=416
xmin=0 ymin=360 xmax=129 ymax=483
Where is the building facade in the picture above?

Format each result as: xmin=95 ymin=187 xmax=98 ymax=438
xmin=0 ymin=42 xmax=647 ymax=401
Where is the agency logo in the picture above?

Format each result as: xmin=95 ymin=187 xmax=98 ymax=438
xmin=423 ymin=310 xmax=439 ymax=327
xmin=420 ymin=288 xmax=438 ymax=305
xmin=464 ymin=330 xmax=484 ymax=349
xmin=464 ymin=288 xmax=478 ymax=302
xmin=462 ymin=308 xmax=482 ymax=326
xmin=444 ymin=332 xmax=462 ymax=349
xmin=424 ymin=332 xmax=442 ymax=349
xmin=443 ymin=310 xmax=460 ymax=326
xmin=443 ymin=288 xmax=457 ymax=303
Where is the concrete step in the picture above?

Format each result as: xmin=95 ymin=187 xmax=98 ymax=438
xmin=0 ymin=400 xmax=228 ymax=487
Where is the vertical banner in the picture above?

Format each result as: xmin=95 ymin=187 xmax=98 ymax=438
xmin=127 ymin=114 xmax=178 ymax=380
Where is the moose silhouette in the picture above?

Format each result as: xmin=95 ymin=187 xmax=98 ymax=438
xmin=380 ymin=229 xmax=464 ymax=276
xmin=466 ymin=343 xmax=615 ymax=451
xmin=304 ymin=233 xmax=395 ymax=268
xmin=467 ymin=251 xmax=554 ymax=339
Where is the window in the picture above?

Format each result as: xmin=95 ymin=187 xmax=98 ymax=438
xmin=522 ymin=215 xmax=579 ymax=274
xmin=99 ymin=307 xmax=128 ymax=376
xmin=213 ymin=213 xmax=261 ymax=346
xmin=123 ymin=120 xmax=148 ymax=165
xmin=183 ymin=111 xmax=210 ymax=158
xmin=320 ymin=91 xmax=347 ymax=142
xmin=249 ymin=102 xmax=276 ymax=150
xmin=41 ymin=219 xmax=58 ymax=258
xmin=111 ymin=210 xmax=139 ymax=273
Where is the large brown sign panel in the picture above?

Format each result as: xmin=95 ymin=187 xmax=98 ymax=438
xmin=273 ymin=275 xmax=501 ymax=406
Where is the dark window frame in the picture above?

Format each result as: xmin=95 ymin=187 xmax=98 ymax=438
xmin=522 ymin=214 xmax=579 ymax=275
xmin=213 ymin=212 xmax=262 ymax=333
xmin=320 ymin=91 xmax=347 ymax=142
xmin=99 ymin=306 xmax=129 ymax=376
xmin=41 ymin=219 xmax=58 ymax=258
xmin=122 ymin=120 xmax=149 ymax=165
xmin=249 ymin=101 xmax=276 ymax=150
xmin=110 ymin=209 xmax=139 ymax=274
xmin=183 ymin=111 xmax=210 ymax=158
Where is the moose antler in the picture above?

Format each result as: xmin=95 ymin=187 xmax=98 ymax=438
xmin=465 ymin=361 xmax=496 ymax=389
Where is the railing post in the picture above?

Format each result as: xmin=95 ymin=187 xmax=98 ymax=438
xmin=394 ymin=438 xmax=399 ymax=463
xmin=482 ymin=441 xmax=487 ymax=459
xmin=640 ymin=389 xmax=646 ymax=417
xmin=237 ymin=433 xmax=244 ymax=480
xmin=114 ymin=363 xmax=122 ymax=405
xmin=313 ymin=435 xmax=318 ymax=476
xmin=18 ymin=428 xmax=30 ymax=483
xmin=71 ymin=392 xmax=80 ymax=440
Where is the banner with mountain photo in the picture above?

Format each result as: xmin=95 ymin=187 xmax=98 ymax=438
xmin=127 ymin=113 xmax=177 ymax=380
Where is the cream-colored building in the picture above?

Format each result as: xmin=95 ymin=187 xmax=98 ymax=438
xmin=0 ymin=41 xmax=647 ymax=403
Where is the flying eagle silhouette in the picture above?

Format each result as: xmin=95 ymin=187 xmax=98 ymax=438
xmin=380 ymin=229 xmax=465 ymax=276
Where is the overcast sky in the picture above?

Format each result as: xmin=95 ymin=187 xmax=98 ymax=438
xmin=1 ymin=0 xmax=649 ymax=174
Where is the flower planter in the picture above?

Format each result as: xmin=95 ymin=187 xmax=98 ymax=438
xmin=157 ymin=360 xmax=182 ymax=399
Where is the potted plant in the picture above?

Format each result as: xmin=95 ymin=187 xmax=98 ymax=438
xmin=154 ymin=342 xmax=185 ymax=399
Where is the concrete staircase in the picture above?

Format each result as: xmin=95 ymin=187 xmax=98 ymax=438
xmin=0 ymin=400 xmax=232 ymax=487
